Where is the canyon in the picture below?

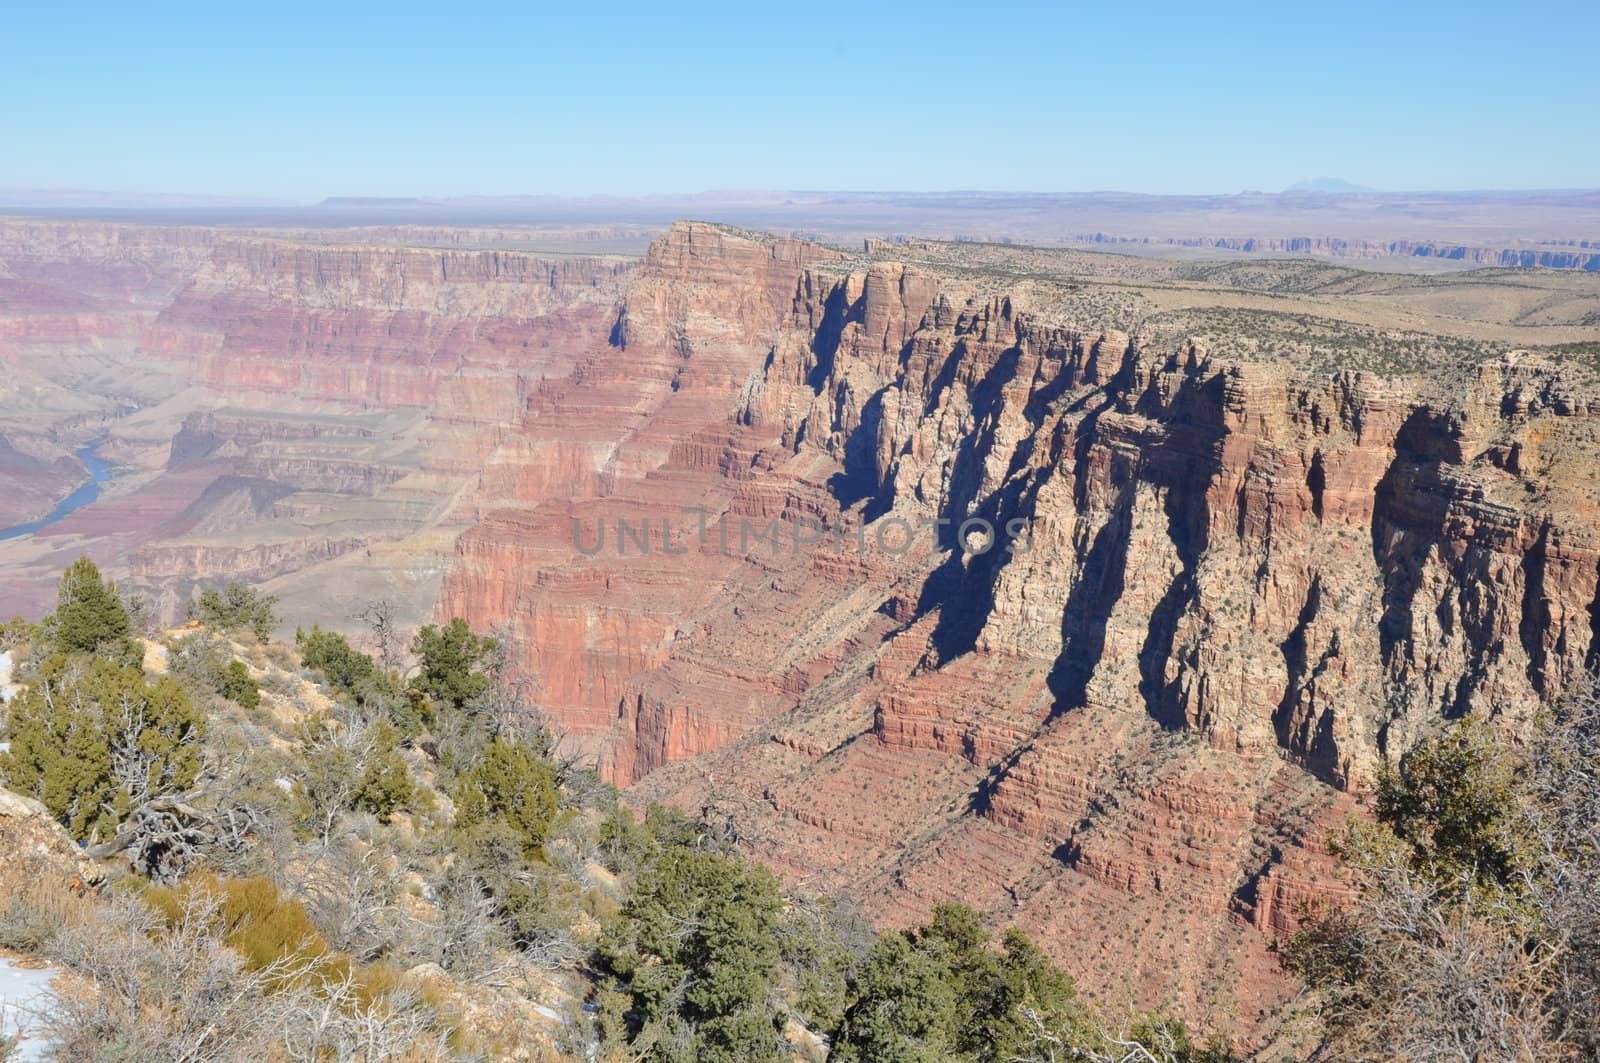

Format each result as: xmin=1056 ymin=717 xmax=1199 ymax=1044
xmin=4 ymin=213 xmax=1600 ymax=1045
xmin=0 ymin=218 xmax=629 ymax=626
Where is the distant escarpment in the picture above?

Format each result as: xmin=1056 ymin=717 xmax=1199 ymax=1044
xmin=1076 ymin=231 xmax=1600 ymax=270
xmin=441 ymin=222 xmax=1600 ymax=1037
xmin=0 ymin=218 xmax=220 ymax=303
xmin=145 ymin=239 xmax=629 ymax=407
xmin=120 ymin=237 xmax=629 ymax=618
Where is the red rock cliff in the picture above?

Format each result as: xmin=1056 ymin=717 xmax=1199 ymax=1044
xmin=439 ymin=222 xmax=1600 ymax=1040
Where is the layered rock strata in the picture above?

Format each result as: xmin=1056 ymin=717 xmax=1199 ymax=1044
xmin=441 ymin=222 xmax=1600 ymax=1038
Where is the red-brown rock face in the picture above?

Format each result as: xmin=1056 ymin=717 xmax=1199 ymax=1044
xmin=438 ymin=224 xmax=846 ymax=746
xmin=440 ymin=222 xmax=1600 ymax=1041
xmin=144 ymin=239 xmax=628 ymax=409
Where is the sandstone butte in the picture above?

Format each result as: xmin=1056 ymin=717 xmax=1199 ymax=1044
xmin=5 ymin=217 xmax=1600 ymax=1043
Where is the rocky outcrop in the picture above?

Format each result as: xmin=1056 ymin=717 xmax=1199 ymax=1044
xmin=127 ymin=535 xmax=375 ymax=583
xmin=439 ymin=223 xmax=845 ymax=742
xmin=455 ymin=226 xmax=1600 ymax=786
xmin=0 ymin=787 xmax=103 ymax=893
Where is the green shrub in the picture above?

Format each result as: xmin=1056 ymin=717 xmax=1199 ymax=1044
xmin=296 ymin=625 xmax=378 ymax=693
xmin=0 ymin=657 xmax=204 ymax=840
xmin=1374 ymin=714 xmax=1526 ymax=889
xmin=168 ymin=634 xmax=261 ymax=710
xmin=189 ymin=582 xmax=280 ymax=641
xmin=220 ymin=659 xmax=261 ymax=708
xmin=832 ymin=930 xmax=957 ymax=1063
xmin=833 ymin=904 xmax=1110 ymax=1063
xmin=454 ymin=737 xmax=558 ymax=857
xmin=598 ymin=847 xmax=787 ymax=1062
xmin=353 ymin=720 xmax=414 ymax=822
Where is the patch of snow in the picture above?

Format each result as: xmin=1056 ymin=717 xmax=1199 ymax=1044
xmin=0 ymin=649 xmax=18 ymax=703
xmin=1 ymin=957 xmax=58 ymax=1061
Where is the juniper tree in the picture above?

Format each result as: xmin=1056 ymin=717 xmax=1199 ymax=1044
xmin=832 ymin=930 xmax=959 ymax=1063
xmin=50 ymin=556 xmax=131 ymax=656
xmin=220 ymin=660 xmax=260 ymax=709
xmin=410 ymin=618 xmax=495 ymax=716
xmin=598 ymin=847 xmax=787 ymax=1062
xmin=353 ymin=719 xmax=415 ymax=822
xmin=0 ymin=658 xmax=204 ymax=841
xmin=296 ymin=625 xmax=380 ymax=694
xmin=452 ymin=736 xmax=558 ymax=857
xmin=832 ymin=904 xmax=1097 ymax=1063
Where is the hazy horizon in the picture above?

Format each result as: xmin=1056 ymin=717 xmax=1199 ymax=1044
xmin=7 ymin=182 xmax=1600 ymax=209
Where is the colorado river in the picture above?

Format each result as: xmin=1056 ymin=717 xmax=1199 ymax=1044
xmin=0 ymin=441 xmax=113 ymax=542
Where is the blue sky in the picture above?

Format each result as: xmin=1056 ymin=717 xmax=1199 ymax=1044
xmin=4 ymin=0 xmax=1597 ymax=200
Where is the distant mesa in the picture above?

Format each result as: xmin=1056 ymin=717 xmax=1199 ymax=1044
xmin=315 ymin=196 xmax=435 ymax=208
xmin=1286 ymin=177 xmax=1378 ymax=194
